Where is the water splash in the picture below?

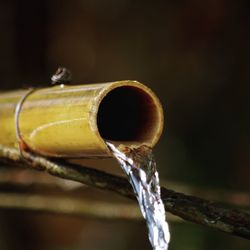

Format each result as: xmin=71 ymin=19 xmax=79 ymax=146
xmin=106 ymin=142 xmax=170 ymax=250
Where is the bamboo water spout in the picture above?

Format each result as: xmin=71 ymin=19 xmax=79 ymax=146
xmin=0 ymin=81 xmax=164 ymax=158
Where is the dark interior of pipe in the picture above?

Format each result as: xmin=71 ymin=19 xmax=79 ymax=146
xmin=97 ymin=86 xmax=160 ymax=142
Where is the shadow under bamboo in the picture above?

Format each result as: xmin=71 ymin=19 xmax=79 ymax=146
xmin=0 ymin=81 xmax=164 ymax=158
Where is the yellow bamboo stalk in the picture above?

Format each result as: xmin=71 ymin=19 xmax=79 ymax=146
xmin=0 ymin=80 xmax=164 ymax=158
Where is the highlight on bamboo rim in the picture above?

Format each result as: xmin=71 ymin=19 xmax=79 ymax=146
xmin=0 ymin=80 xmax=164 ymax=158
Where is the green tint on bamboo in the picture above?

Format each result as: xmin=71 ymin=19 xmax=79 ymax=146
xmin=0 ymin=81 xmax=164 ymax=158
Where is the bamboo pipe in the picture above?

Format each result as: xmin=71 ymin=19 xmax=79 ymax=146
xmin=0 ymin=81 xmax=164 ymax=158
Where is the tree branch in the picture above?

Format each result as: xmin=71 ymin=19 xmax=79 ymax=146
xmin=1 ymin=169 xmax=249 ymax=209
xmin=0 ymin=145 xmax=250 ymax=240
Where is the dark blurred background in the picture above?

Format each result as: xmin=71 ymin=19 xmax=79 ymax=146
xmin=0 ymin=0 xmax=249 ymax=249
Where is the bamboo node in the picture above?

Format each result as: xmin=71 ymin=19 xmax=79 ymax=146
xmin=14 ymin=88 xmax=36 ymax=160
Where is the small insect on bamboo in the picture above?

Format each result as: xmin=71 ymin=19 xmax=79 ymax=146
xmin=51 ymin=67 xmax=72 ymax=86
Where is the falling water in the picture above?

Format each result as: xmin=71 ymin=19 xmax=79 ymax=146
xmin=106 ymin=141 xmax=170 ymax=250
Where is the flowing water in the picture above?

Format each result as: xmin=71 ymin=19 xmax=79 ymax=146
xmin=106 ymin=142 xmax=170 ymax=250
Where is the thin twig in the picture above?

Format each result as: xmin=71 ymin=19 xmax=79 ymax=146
xmin=0 ymin=145 xmax=249 ymax=240
xmin=162 ymin=180 xmax=250 ymax=210
xmin=1 ymin=169 xmax=249 ymax=209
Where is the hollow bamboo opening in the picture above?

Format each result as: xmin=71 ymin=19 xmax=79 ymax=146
xmin=97 ymin=86 xmax=161 ymax=144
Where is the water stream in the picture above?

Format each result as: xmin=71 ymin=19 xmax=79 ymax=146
xmin=106 ymin=142 xmax=170 ymax=250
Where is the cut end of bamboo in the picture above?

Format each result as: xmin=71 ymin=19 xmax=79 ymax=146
xmin=96 ymin=82 xmax=164 ymax=150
